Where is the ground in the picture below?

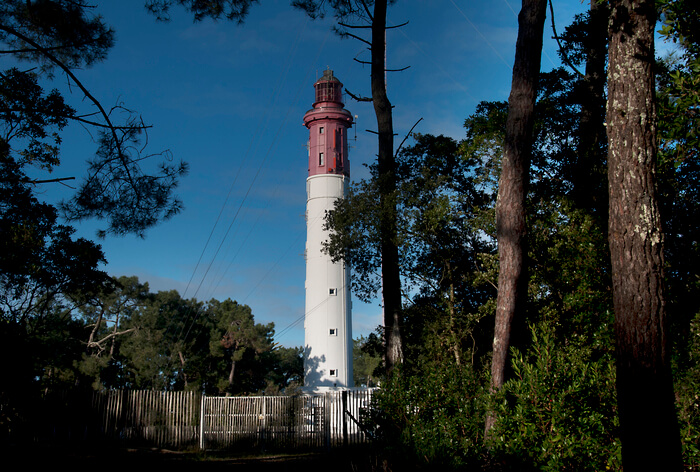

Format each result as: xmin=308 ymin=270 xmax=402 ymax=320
xmin=9 ymin=445 xmax=386 ymax=471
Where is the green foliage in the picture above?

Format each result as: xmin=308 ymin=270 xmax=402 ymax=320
xmin=72 ymin=277 xmax=300 ymax=395
xmin=324 ymin=176 xmax=382 ymax=303
xmin=349 ymin=22 xmax=619 ymax=463
xmin=263 ymin=345 xmax=304 ymax=395
xmin=364 ymin=320 xmax=620 ymax=471
xmin=488 ymin=322 xmax=620 ymax=471
xmin=1 ymin=144 xmax=110 ymax=431
xmin=527 ymin=198 xmax=613 ymax=346
xmin=207 ymin=298 xmax=275 ymax=395
xmin=325 ymin=133 xmax=497 ymax=371
xmin=1 ymin=1 xmax=194 ymax=424
xmin=366 ymin=361 xmax=487 ymax=470
xmin=0 ymin=0 xmax=115 ymax=72
xmin=1 ymin=0 xmax=188 ymax=237
xmin=656 ymin=4 xmax=700 ymax=391
xmin=0 ymin=300 xmax=89 ymax=437
xmin=0 ymin=69 xmax=73 ymax=169
xmin=675 ymin=310 xmax=700 ymax=470
xmin=145 ymin=0 xmax=259 ymax=22
xmin=656 ymin=9 xmax=700 ymax=469
xmin=0 ymin=175 xmax=110 ymax=321
xmin=353 ymin=333 xmax=383 ymax=388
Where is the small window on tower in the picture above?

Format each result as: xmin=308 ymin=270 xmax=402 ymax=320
xmin=319 ymin=152 xmax=324 ymax=166
xmin=329 ymin=328 xmax=337 ymax=336
xmin=329 ymin=369 xmax=338 ymax=377
xmin=329 ymin=288 xmax=337 ymax=296
xmin=319 ymin=126 xmax=324 ymax=134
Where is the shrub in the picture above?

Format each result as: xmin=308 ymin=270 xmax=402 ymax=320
xmin=675 ymin=311 xmax=700 ymax=470
xmin=487 ymin=322 xmax=620 ymax=471
xmin=365 ymin=361 xmax=487 ymax=470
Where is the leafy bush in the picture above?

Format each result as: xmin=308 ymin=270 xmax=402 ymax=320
xmin=365 ymin=361 xmax=487 ymax=470
xmin=487 ymin=322 xmax=620 ymax=471
xmin=675 ymin=311 xmax=700 ymax=470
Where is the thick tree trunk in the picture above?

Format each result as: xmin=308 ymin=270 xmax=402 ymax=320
xmin=485 ymin=0 xmax=546 ymax=436
xmin=371 ymin=0 xmax=403 ymax=375
xmin=606 ymin=1 xmax=682 ymax=469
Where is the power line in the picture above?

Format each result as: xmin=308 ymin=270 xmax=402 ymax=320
xmin=448 ymin=0 xmax=512 ymax=70
xmin=175 ymin=21 xmax=334 ymax=350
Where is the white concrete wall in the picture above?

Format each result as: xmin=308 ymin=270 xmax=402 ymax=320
xmin=304 ymin=173 xmax=353 ymax=389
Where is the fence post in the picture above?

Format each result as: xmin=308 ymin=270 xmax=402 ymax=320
xmin=342 ymin=390 xmax=348 ymax=448
xmin=261 ymin=396 xmax=267 ymax=451
xmin=199 ymin=395 xmax=206 ymax=451
xmin=324 ymin=393 xmax=331 ymax=451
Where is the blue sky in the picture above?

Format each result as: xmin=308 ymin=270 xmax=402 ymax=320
xmin=22 ymin=0 xmax=589 ymax=348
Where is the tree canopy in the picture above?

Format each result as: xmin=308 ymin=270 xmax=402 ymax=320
xmin=1 ymin=0 xmax=188 ymax=238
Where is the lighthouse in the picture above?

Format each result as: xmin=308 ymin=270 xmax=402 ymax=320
xmin=303 ymin=69 xmax=354 ymax=390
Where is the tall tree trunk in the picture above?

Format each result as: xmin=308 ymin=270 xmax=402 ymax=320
xmin=446 ymin=261 xmax=462 ymax=366
xmin=485 ymin=0 xmax=547 ymax=437
xmin=606 ymin=0 xmax=682 ymax=469
xmin=109 ymin=312 xmax=120 ymax=357
xmin=572 ymin=0 xmax=609 ymax=220
xmin=178 ymin=350 xmax=189 ymax=389
xmin=228 ymin=358 xmax=236 ymax=386
xmin=227 ymin=341 xmax=240 ymax=393
xmin=371 ymin=0 xmax=403 ymax=375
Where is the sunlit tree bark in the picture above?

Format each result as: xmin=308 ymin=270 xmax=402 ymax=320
xmin=485 ymin=0 xmax=547 ymax=436
xmin=606 ymin=0 xmax=682 ymax=469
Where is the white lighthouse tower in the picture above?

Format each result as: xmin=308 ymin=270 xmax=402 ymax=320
xmin=303 ymin=69 xmax=354 ymax=390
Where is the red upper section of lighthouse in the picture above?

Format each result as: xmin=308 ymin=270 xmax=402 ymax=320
xmin=304 ymin=69 xmax=353 ymax=178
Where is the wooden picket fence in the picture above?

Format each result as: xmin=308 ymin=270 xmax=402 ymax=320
xmin=56 ymin=389 xmax=375 ymax=451
xmin=200 ymin=390 xmax=374 ymax=450
xmin=91 ymin=390 xmax=201 ymax=448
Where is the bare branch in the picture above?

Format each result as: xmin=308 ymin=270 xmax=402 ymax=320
xmin=359 ymin=0 xmax=374 ymax=22
xmin=0 ymin=24 xmax=137 ymax=187
xmin=340 ymin=30 xmax=372 ymax=46
xmin=0 ymin=36 xmax=111 ymax=56
xmin=338 ymin=21 xmax=372 ymax=29
xmin=385 ymin=65 xmax=411 ymax=72
xmin=386 ymin=21 xmax=409 ymax=29
xmin=67 ymin=113 xmax=152 ymax=130
xmin=395 ymin=117 xmax=423 ymax=158
xmin=87 ymin=326 xmax=138 ymax=351
xmin=345 ymin=88 xmax=373 ymax=102
xmin=29 ymin=176 xmax=76 ymax=185
xmin=548 ymin=0 xmax=584 ymax=78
